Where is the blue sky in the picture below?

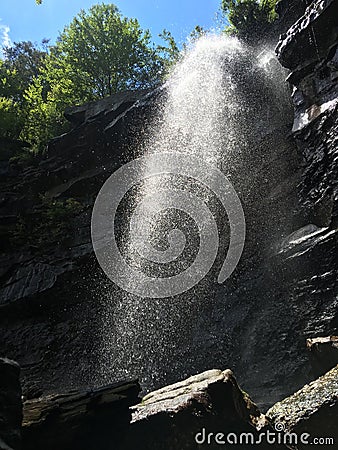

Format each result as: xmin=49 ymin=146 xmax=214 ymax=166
xmin=0 ymin=0 xmax=224 ymax=53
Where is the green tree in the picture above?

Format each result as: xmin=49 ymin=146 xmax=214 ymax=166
xmin=55 ymin=4 xmax=169 ymax=97
xmin=221 ymin=0 xmax=278 ymax=40
xmin=0 ymin=41 xmax=47 ymax=105
xmin=22 ymin=56 xmax=77 ymax=150
xmin=0 ymin=97 xmax=24 ymax=140
xmin=157 ymin=29 xmax=181 ymax=72
xmin=188 ymin=25 xmax=207 ymax=42
xmin=0 ymin=42 xmax=46 ymax=159
xmin=22 ymin=4 xmax=179 ymax=152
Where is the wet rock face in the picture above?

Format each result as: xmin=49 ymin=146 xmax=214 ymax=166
xmin=273 ymin=0 xmax=306 ymax=39
xmin=0 ymin=89 xmax=155 ymax=308
xmin=0 ymin=358 xmax=22 ymax=450
xmin=0 ymin=51 xmax=304 ymax=406
xmin=22 ymin=379 xmax=140 ymax=450
xmin=226 ymin=0 xmax=337 ymax=410
xmin=241 ymin=0 xmax=338 ymax=410
xmin=0 ymin=0 xmax=336 ymax=416
xmin=276 ymin=0 xmax=338 ymax=71
xmin=276 ymin=0 xmax=338 ymax=228
xmin=307 ymin=336 xmax=338 ymax=377
xmin=0 ymin=89 xmax=158 ymax=396
xmin=279 ymin=0 xmax=338 ymax=355
xmin=267 ymin=365 xmax=338 ymax=449
xmin=231 ymin=220 xmax=337 ymax=409
xmin=127 ymin=369 xmax=286 ymax=450
xmin=276 ymin=0 xmax=338 ymax=215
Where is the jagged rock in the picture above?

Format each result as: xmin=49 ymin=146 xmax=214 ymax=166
xmin=126 ymin=369 xmax=287 ymax=450
xmin=267 ymin=365 xmax=338 ymax=449
xmin=255 ymin=0 xmax=338 ymax=410
xmin=276 ymin=0 xmax=338 ymax=71
xmin=0 ymin=358 xmax=22 ymax=450
xmin=22 ymin=379 xmax=140 ymax=450
xmin=0 ymin=89 xmax=156 ymax=309
xmin=276 ymin=0 xmax=338 ymax=213
xmin=274 ymin=0 xmax=306 ymax=35
xmin=276 ymin=0 xmax=338 ymax=386
xmin=276 ymin=0 xmax=338 ymax=240
xmin=64 ymin=89 xmax=151 ymax=126
xmin=0 ymin=0 xmax=336 ymax=416
xmin=0 ymin=45 xmax=306 ymax=409
xmin=0 ymin=89 xmax=159 ymax=397
xmin=307 ymin=336 xmax=338 ymax=377
xmin=277 ymin=225 xmax=338 ymax=259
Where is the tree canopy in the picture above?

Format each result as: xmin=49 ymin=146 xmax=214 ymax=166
xmin=0 ymin=4 xmax=179 ymax=155
xmin=0 ymin=41 xmax=47 ymax=151
xmin=54 ymin=4 xmax=169 ymax=97
xmin=1 ymin=0 xmax=278 ymax=157
xmin=221 ymin=0 xmax=278 ymax=40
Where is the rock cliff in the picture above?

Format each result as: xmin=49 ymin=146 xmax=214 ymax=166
xmin=0 ymin=89 xmax=158 ymax=395
xmin=0 ymin=358 xmax=22 ymax=450
xmin=0 ymin=0 xmax=337 ymax=417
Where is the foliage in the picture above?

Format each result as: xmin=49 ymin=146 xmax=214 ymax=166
xmin=21 ymin=58 xmax=75 ymax=151
xmin=157 ymin=29 xmax=181 ymax=72
xmin=221 ymin=0 xmax=278 ymax=40
xmin=0 ymin=41 xmax=47 ymax=156
xmin=0 ymin=96 xmax=24 ymax=140
xmin=0 ymin=41 xmax=47 ymax=105
xmin=54 ymin=4 xmax=173 ymax=97
xmin=2 ymin=4 xmax=179 ymax=153
xmin=0 ymin=41 xmax=47 ymax=142
xmin=188 ymin=26 xmax=207 ymax=43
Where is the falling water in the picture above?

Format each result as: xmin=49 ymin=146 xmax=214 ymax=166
xmin=146 ymin=35 xmax=244 ymax=164
xmin=94 ymin=34 xmax=293 ymax=391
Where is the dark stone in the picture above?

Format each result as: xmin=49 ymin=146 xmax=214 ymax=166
xmin=276 ymin=0 xmax=338 ymax=71
xmin=22 ymin=379 xmax=140 ymax=450
xmin=0 ymin=49 xmax=305 ymax=408
xmin=307 ymin=336 xmax=338 ymax=377
xmin=0 ymin=0 xmax=337 ymax=418
xmin=126 ymin=369 xmax=287 ymax=450
xmin=0 ymin=358 xmax=22 ymax=450
xmin=64 ymin=89 xmax=151 ymax=126
xmin=0 ymin=89 xmax=158 ymax=397
xmin=276 ymin=0 xmax=338 ymax=218
xmin=274 ymin=0 xmax=307 ymax=38
xmin=0 ymin=88 xmax=157 ymax=309
xmin=267 ymin=365 xmax=338 ymax=449
xmin=245 ymin=0 xmax=338 ymax=411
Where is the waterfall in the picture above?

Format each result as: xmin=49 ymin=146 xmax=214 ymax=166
xmin=92 ymin=34 xmax=294 ymax=391
xmin=148 ymin=35 xmax=245 ymax=163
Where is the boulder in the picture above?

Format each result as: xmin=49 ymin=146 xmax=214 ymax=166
xmin=22 ymin=379 xmax=140 ymax=450
xmin=126 ymin=369 xmax=287 ymax=449
xmin=0 ymin=358 xmax=22 ymax=450
xmin=267 ymin=365 xmax=338 ymax=449
xmin=307 ymin=336 xmax=338 ymax=377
